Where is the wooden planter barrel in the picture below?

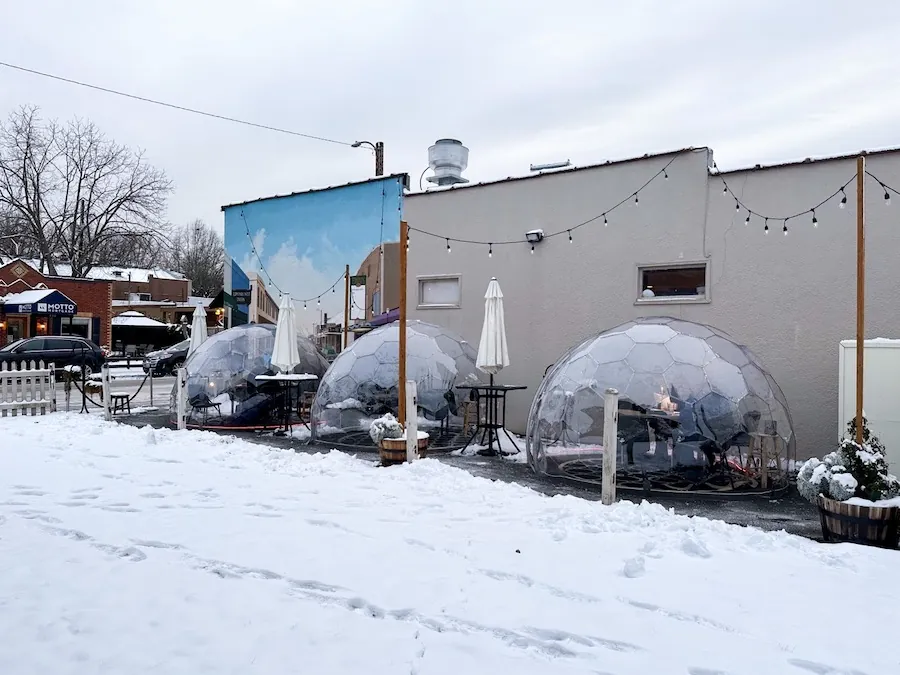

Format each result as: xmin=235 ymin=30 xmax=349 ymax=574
xmin=817 ymin=495 xmax=900 ymax=549
xmin=379 ymin=436 xmax=429 ymax=466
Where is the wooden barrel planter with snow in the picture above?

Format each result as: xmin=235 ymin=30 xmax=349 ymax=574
xmin=817 ymin=495 xmax=900 ymax=549
xmin=379 ymin=434 xmax=430 ymax=466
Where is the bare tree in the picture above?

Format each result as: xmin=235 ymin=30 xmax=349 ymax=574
xmin=166 ymin=219 xmax=224 ymax=297
xmin=0 ymin=106 xmax=173 ymax=276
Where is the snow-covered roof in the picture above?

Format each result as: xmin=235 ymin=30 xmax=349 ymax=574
xmin=0 ymin=258 xmax=186 ymax=283
xmin=111 ymin=296 xmax=213 ymax=309
xmin=112 ymin=311 xmax=169 ymax=328
xmin=0 ymin=289 xmax=59 ymax=304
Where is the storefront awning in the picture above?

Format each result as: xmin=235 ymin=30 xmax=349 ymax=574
xmin=0 ymin=288 xmax=78 ymax=316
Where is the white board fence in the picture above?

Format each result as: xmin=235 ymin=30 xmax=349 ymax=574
xmin=0 ymin=361 xmax=57 ymax=417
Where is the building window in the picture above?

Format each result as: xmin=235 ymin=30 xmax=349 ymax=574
xmin=417 ymin=275 xmax=461 ymax=309
xmin=636 ymin=262 xmax=709 ymax=303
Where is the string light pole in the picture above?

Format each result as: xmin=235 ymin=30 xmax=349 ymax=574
xmin=398 ymin=220 xmax=408 ymax=424
xmin=855 ymin=156 xmax=866 ymax=445
xmin=352 ymin=140 xmax=384 ymax=176
xmin=343 ymin=264 xmax=350 ymax=350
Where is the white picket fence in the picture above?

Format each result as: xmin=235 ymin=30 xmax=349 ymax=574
xmin=0 ymin=361 xmax=57 ymax=417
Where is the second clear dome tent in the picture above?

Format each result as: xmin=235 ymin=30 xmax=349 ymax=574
xmin=311 ymin=320 xmax=483 ymax=449
xmin=526 ymin=316 xmax=796 ymax=494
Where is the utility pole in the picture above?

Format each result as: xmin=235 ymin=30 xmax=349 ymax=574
xmin=375 ymin=142 xmax=384 ymax=177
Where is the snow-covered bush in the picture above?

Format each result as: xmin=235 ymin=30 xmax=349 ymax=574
xmin=369 ymin=413 xmax=404 ymax=445
xmin=797 ymin=417 xmax=900 ymax=504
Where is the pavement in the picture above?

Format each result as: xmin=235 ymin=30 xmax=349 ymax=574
xmin=110 ymin=408 xmax=823 ymax=541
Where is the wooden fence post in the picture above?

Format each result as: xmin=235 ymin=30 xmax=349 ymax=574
xmin=405 ymin=380 xmax=418 ymax=463
xmin=102 ymin=364 xmax=112 ymax=421
xmin=176 ymin=367 xmax=187 ymax=430
xmin=48 ymin=364 xmax=57 ymax=413
xmin=601 ymin=387 xmax=619 ymax=506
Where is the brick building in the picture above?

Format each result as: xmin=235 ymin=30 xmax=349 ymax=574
xmin=0 ymin=259 xmax=112 ymax=347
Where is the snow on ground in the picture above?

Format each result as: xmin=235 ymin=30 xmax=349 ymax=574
xmin=1 ymin=415 xmax=898 ymax=674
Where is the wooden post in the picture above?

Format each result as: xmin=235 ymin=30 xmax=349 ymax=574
xmin=102 ymin=364 xmax=112 ymax=421
xmin=405 ymin=380 xmax=418 ymax=463
xmin=343 ymin=264 xmax=350 ymax=351
xmin=398 ymin=220 xmax=408 ymax=425
xmin=176 ymin=367 xmax=187 ymax=430
xmin=601 ymin=388 xmax=619 ymax=505
xmin=855 ymin=155 xmax=866 ymax=444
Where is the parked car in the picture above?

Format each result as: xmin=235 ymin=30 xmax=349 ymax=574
xmin=0 ymin=336 xmax=106 ymax=377
xmin=142 ymin=339 xmax=190 ymax=377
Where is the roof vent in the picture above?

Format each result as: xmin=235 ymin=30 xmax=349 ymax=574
xmin=427 ymin=139 xmax=469 ymax=186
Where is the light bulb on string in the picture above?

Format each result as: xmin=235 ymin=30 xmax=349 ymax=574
xmin=634 ymin=193 xmax=639 ymax=205
xmin=783 ymin=220 xmax=788 ymax=236
xmin=840 ymin=188 xmax=847 ymax=208
xmin=603 ymin=213 xmax=608 ymax=227
xmin=304 ymin=301 xmax=307 ymax=310
xmin=446 ymin=238 xmax=451 ymax=253
xmin=568 ymin=230 xmax=573 ymax=243
xmin=488 ymin=243 xmax=493 ymax=258
xmin=530 ymin=244 xmax=535 ymax=254
xmin=764 ymin=218 xmax=769 ymax=235
xmin=885 ymin=189 xmax=891 ymax=206
xmin=723 ymin=183 xmax=727 ymax=195
xmin=812 ymin=210 xmax=818 ymax=228
xmin=317 ymin=297 xmax=320 ymax=307
xmin=744 ymin=213 xmax=751 ymax=226
xmin=663 ymin=169 xmax=668 ymax=180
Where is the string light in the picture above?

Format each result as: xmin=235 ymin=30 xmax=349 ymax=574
xmin=885 ymin=190 xmax=892 ymax=206
xmin=304 ymin=301 xmax=307 ymax=310
xmin=744 ymin=213 xmax=751 ymax=226
xmin=530 ymin=244 xmax=535 ymax=254
xmin=782 ymin=220 xmax=788 ymax=236
xmin=446 ymin=238 xmax=451 ymax=253
xmin=764 ymin=218 xmax=769 ymax=235
xmin=812 ymin=210 xmax=818 ymax=227
xmin=317 ymin=297 xmax=320 ymax=306
xmin=405 ymin=153 xmax=678 ymax=251
xmin=735 ymin=200 xmax=740 ymax=212
xmin=867 ymin=171 xmax=900 ymax=208
xmin=840 ymin=188 xmax=847 ymax=208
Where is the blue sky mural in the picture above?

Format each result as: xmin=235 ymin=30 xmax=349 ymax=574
xmin=223 ymin=175 xmax=405 ymax=332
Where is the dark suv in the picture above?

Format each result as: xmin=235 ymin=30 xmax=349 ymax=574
xmin=0 ymin=336 xmax=106 ymax=377
xmin=142 ymin=339 xmax=190 ymax=377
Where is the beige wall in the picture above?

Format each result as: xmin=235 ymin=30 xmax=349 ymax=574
xmin=404 ymin=148 xmax=900 ymax=460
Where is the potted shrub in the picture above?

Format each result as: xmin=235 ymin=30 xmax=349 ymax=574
xmin=797 ymin=417 xmax=900 ymax=548
xmin=369 ymin=413 xmax=429 ymax=466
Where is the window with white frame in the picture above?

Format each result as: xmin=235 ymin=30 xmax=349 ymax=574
xmin=418 ymin=275 xmax=461 ymax=309
xmin=636 ymin=262 xmax=709 ymax=303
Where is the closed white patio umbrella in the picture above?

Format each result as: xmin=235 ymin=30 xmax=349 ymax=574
xmin=476 ymin=277 xmax=510 ymax=385
xmin=271 ymin=293 xmax=300 ymax=373
xmin=187 ymin=305 xmax=208 ymax=357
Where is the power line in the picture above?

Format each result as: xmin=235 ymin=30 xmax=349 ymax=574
xmin=0 ymin=60 xmax=353 ymax=147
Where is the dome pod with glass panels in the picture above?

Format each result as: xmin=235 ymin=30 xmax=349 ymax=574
xmin=526 ymin=316 xmax=795 ymax=494
xmin=169 ymin=323 xmax=330 ymax=428
xmin=311 ymin=320 xmax=483 ymax=450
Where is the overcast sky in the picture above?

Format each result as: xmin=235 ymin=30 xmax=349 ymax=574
xmin=3 ymin=0 xmax=899 ymax=234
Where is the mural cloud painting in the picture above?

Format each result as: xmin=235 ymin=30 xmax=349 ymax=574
xmin=222 ymin=175 xmax=406 ymax=333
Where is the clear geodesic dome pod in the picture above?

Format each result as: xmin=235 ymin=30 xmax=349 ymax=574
xmin=169 ymin=323 xmax=330 ymax=428
xmin=526 ymin=316 xmax=796 ymax=494
xmin=311 ymin=320 xmax=483 ymax=450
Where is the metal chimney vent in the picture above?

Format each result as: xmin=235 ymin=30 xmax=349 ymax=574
xmin=427 ymin=139 xmax=469 ymax=186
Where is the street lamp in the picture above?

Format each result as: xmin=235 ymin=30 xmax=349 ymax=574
xmin=351 ymin=140 xmax=384 ymax=177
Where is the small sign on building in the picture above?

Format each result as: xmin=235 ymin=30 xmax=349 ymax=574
xmin=232 ymin=289 xmax=252 ymax=305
